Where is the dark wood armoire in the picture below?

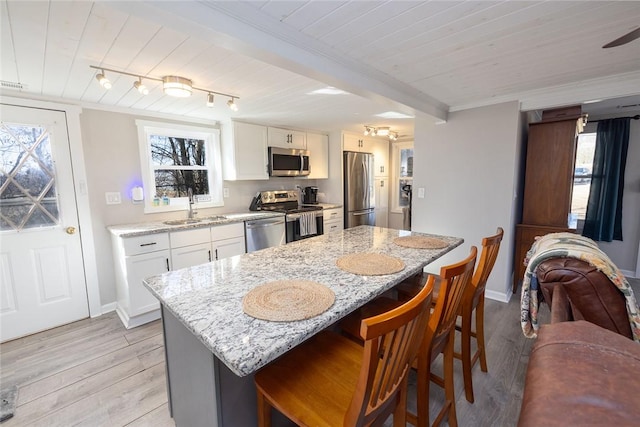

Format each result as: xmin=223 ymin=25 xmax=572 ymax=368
xmin=513 ymin=106 xmax=586 ymax=291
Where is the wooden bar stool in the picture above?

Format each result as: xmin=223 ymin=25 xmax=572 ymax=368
xmin=340 ymin=246 xmax=478 ymax=427
xmin=254 ymin=275 xmax=434 ymax=427
xmin=397 ymin=227 xmax=504 ymax=403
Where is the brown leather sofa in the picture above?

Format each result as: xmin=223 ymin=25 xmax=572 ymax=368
xmin=519 ymin=258 xmax=640 ymax=425
xmin=535 ymin=257 xmax=632 ymax=339
xmin=518 ymin=320 xmax=640 ymax=426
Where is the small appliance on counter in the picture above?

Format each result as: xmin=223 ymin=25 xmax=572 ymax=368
xmin=249 ymin=190 xmax=323 ymax=243
xmin=302 ymin=186 xmax=319 ymax=204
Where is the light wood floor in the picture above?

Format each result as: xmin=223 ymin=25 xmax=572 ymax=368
xmin=2 ymin=279 xmax=638 ymax=426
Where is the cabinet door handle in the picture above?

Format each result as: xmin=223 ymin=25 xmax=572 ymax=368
xmin=165 ymin=258 xmax=170 ymax=271
xmin=140 ymin=242 xmax=157 ymax=247
xmin=208 ymin=250 xmax=212 ymax=262
xmin=215 ymin=248 xmax=219 ymax=260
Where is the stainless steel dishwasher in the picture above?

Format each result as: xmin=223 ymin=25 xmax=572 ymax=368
xmin=245 ymin=216 xmax=286 ymax=252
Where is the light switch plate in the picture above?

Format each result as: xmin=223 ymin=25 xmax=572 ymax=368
xmin=105 ymin=192 xmax=121 ymax=205
xmin=417 ymin=188 xmax=425 ymax=199
xmin=223 ymin=187 xmax=230 ymax=198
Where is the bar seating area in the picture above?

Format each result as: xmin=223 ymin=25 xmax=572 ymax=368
xmin=339 ymin=245 xmax=479 ymax=426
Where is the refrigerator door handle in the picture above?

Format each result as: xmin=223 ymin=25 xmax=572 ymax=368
xmin=352 ymin=211 xmax=371 ymax=216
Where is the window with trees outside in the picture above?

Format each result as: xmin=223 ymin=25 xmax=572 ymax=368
xmin=136 ymin=120 xmax=223 ymax=213
xmin=570 ymin=132 xmax=596 ymax=221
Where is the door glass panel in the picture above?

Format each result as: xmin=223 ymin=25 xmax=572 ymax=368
xmin=0 ymin=122 xmax=59 ymax=231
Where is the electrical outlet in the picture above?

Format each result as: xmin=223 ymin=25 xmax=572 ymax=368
xmin=417 ymin=188 xmax=425 ymax=199
xmin=223 ymin=187 xmax=230 ymax=198
xmin=105 ymin=192 xmax=121 ymax=205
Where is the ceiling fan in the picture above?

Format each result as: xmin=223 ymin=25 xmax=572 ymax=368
xmin=602 ymin=27 xmax=640 ymax=48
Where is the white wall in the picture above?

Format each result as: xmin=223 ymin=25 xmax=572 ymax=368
xmin=411 ymin=101 xmax=523 ymax=301
xmin=80 ymin=109 xmax=333 ymax=307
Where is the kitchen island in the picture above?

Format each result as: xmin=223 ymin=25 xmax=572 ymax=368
xmin=144 ymin=225 xmax=463 ymax=426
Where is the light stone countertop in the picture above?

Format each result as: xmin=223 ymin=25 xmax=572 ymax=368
xmin=143 ymin=225 xmax=463 ymax=377
xmin=107 ymin=211 xmax=284 ymax=237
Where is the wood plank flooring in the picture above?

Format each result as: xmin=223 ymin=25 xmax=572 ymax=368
xmin=2 ymin=278 xmax=638 ymax=426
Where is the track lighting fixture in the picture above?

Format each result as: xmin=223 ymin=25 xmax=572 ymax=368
xmin=227 ymin=98 xmax=238 ymax=112
xmin=133 ymin=78 xmax=148 ymax=95
xmin=363 ymin=125 xmax=398 ymax=140
xmin=89 ymin=65 xmax=239 ymax=109
xmin=95 ymin=70 xmax=111 ymax=89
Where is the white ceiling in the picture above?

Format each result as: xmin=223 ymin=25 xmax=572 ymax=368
xmin=1 ymin=1 xmax=640 ymax=138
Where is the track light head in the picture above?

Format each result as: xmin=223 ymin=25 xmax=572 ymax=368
xmin=95 ymin=71 xmax=111 ymax=89
xmin=133 ymin=78 xmax=148 ymax=95
xmin=227 ymin=98 xmax=238 ymax=111
xmin=206 ymin=93 xmax=215 ymax=107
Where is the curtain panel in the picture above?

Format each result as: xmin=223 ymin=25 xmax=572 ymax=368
xmin=582 ymin=118 xmax=630 ymax=241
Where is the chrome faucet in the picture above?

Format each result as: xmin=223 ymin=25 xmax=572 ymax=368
xmin=187 ymin=188 xmax=197 ymax=219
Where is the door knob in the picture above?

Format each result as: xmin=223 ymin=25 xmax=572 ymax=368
xmin=66 ymin=226 xmax=76 ymax=235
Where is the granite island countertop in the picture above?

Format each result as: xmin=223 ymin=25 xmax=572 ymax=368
xmin=143 ymin=225 xmax=463 ymax=377
xmin=107 ymin=211 xmax=284 ymax=237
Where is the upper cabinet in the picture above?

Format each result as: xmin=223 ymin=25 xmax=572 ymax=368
xmin=222 ymin=121 xmax=269 ymax=180
xmin=306 ymin=132 xmax=329 ymax=179
xmin=343 ymin=133 xmax=389 ymax=178
xmin=268 ymin=127 xmax=307 ymax=149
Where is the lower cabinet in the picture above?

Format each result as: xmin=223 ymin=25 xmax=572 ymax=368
xmin=374 ymin=178 xmax=389 ymax=228
xmin=112 ymin=233 xmax=171 ymax=329
xmin=323 ymin=207 xmax=343 ymax=234
xmin=112 ymin=222 xmax=246 ymax=329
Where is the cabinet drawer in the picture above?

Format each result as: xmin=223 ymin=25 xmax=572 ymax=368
xmin=170 ymin=227 xmax=211 ymax=248
xmin=324 ymin=208 xmax=343 ymax=221
xmin=211 ymin=222 xmax=244 ymax=241
xmin=324 ymin=218 xmax=343 ymax=233
xmin=122 ymin=233 xmax=170 ymax=256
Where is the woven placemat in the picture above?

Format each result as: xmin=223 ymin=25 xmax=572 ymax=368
xmin=394 ymin=235 xmax=449 ymax=249
xmin=242 ymin=280 xmax=335 ymax=322
xmin=336 ymin=253 xmax=405 ymax=276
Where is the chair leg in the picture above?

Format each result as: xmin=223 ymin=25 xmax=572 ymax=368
xmin=443 ymin=336 xmax=458 ymax=427
xmin=460 ymin=307 xmax=475 ymax=403
xmin=412 ymin=354 xmax=431 ymax=427
xmin=256 ymin=390 xmax=272 ymax=427
xmin=476 ymin=296 xmax=488 ymax=373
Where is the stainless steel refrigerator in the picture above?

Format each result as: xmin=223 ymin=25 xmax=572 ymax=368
xmin=344 ymin=151 xmax=376 ymax=228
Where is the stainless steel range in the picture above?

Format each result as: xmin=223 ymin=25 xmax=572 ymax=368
xmin=249 ymin=190 xmax=323 ymax=243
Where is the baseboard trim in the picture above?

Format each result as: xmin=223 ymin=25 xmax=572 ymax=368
xmin=99 ymin=302 xmax=117 ymax=316
xmin=486 ymin=289 xmax=511 ymax=303
xmin=620 ymin=269 xmax=637 ymax=279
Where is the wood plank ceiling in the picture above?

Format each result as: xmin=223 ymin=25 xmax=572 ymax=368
xmin=1 ymin=1 xmax=639 ymax=137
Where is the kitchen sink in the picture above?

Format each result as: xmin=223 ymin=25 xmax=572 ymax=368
xmin=163 ymin=219 xmax=204 ymax=226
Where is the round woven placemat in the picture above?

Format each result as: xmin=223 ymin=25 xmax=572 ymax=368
xmin=393 ymin=235 xmax=449 ymax=249
xmin=336 ymin=253 xmax=405 ymax=276
xmin=242 ymin=280 xmax=335 ymax=322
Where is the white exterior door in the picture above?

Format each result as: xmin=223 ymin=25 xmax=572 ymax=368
xmin=0 ymin=105 xmax=89 ymax=342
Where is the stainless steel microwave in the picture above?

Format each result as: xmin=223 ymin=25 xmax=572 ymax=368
xmin=268 ymin=147 xmax=310 ymax=177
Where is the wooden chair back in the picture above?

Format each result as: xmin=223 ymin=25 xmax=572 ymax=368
xmin=344 ymin=278 xmax=434 ymax=426
xmin=467 ymin=227 xmax=504 ymax=307
xmin=426 ymin=246 xmax=477 ymax=359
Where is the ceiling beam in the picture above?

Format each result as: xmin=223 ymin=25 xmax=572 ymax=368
xmin=110 ymin=1 xmax=449 ymax=122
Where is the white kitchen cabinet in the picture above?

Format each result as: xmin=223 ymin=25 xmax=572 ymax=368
xmin=170 ymin=223 xmax=246 ymax=270
xmin=112 ymin=233 xmax=171 ymax=329
xmin=306 ymin=132 xmax=329 ymax=179
xmin=343 ymin=133 xmax=389 ymax=177
xmin=268 ymin=127 xmax=306 ymax=149
xmin=222 ymin=121 xmax=269 ymax=180
xmin=323 ymin=207 xmax=343 ymax=234
xmin=211 ymin=223 xmax=245 ymax=259
xmin=374 ymin=178 xmax=389 ymax=228
xmin=170 ymin=228 xmax=212 ymax=269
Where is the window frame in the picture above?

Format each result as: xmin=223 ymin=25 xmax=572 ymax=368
xmin=136 ymin=120 xmax=223 ymax=214
xmin=390 ymin=141 xmax=414 ymax=214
